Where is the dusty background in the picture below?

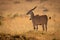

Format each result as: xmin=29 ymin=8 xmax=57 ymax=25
xmin=0 ymin=0 xmax=60 ymax=40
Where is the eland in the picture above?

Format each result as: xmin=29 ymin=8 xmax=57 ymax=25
xmin=26 ymin=6 xmax=51 ymax=31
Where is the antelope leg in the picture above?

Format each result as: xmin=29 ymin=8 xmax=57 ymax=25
xmin=33 ymin=24 xmax=35 ymax=30
xmin=42 ymin=24 xmax=44 ymax=31
xmin=36 ymin=25 xmax=38 ymax=30
xmin=45 ymin=24 xmax=47 ymax=32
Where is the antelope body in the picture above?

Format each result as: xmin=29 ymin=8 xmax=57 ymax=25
xmin=26 ymin=6 xmax=50 ymax=31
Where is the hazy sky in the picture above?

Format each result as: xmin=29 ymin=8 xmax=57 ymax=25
xmin=0 ymin=0 xmax=60 ymax=16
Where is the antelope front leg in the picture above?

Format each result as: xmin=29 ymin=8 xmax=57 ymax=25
xmin=42 ymin=24 xmax=44 ymax=31
xmin=33 ymin=24 xmax=35 ymax=30
xmin=45 ymin=24 xmax=47 ymax=32
xmin=36 ymin=25 xmax=38 ymax=30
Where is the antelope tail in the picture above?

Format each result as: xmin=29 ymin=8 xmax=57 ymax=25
xmin=49 ymin=17 xmax=51 ymax=19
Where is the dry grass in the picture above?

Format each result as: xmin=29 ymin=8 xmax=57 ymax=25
xmin=0 ymin=0 xmax=60 ymax=40
xmin=0 ymin=30 xmax=60 ymax=40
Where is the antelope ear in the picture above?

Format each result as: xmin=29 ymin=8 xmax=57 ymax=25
xmin=29 ymin=18 xmax=31 ymax=20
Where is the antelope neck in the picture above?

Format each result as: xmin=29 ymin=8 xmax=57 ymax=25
xmin=30 ymin=12 xmax=34 ymax=19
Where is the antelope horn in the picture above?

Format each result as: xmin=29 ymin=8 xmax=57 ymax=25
xmin=30 ymin=6 xmax=37 ymax=11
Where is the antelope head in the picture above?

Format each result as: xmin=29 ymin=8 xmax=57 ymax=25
xmin=26 ymin=6 xmax=37 ymax=15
